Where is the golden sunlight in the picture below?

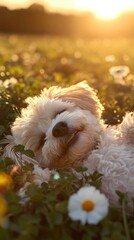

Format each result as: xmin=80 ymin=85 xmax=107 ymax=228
xmin=74 ymin=0 xmax=134 ymax=19
xmin=1 ymin=0 xmax=134 ymax=18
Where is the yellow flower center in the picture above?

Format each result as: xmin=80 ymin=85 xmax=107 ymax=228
xmin=0 ymin=176 xmax=7 ymax=185
xmin=82 ymin=200 xmax=95 ymax=212
xmin=0 ymin=173 xmax=12 ymax=187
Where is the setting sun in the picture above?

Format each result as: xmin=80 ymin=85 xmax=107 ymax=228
xmin=74 ymin=0 xmax=134 ymax=19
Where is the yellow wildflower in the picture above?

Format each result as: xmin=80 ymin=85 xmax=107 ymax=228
xmin=0 ymin=173 xmax=12 ymax=193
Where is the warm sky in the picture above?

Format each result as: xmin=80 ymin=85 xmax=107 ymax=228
xmin=1 ymin=0 xmax=134 ymax=19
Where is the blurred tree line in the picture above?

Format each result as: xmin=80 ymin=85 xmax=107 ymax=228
xmin=0 ymin=3 xmax=134 ymax=37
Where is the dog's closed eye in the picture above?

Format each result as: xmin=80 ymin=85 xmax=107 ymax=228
xmin=36 ymin=133 xmax=46 ymax=150
xmin=54 ymin=109 xmax=66 ymax=118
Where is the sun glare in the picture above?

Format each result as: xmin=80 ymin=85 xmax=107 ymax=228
xmin=0 ymin=0 xmax=134 ymax=18
xmin=74 ymin=0 xmax=134 ymax=20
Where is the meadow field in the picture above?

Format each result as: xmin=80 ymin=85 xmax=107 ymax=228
xmin=0 ymin=35 xmax=134 ymax=240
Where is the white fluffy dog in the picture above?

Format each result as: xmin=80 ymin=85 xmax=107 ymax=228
xmin=2 ymin=81 xmax=134 ymax=208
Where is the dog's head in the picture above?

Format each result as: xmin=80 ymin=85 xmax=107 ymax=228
xmin=11 ymin=81 xmax=104 ymax=169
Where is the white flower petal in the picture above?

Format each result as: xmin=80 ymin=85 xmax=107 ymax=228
xmin=95 ymin=204 xmax=109 ymax=217
xmin=68 ymin=194 xmax=82 ymax=211
xmin=78 ymin=186 xmax=96 ymax=196
xmin=87 ymin=211 xmax=103 ymax=224
xmin=77 ymin=186 xmax=96 ymax=201
xmin=92 ymin=193 xmax=109 ymax=206
xmin=69 ymin=210 xmax=87 ymax=225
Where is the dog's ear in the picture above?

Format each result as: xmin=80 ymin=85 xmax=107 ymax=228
xmin=42 ymin=81 xmax=103 ymax=118
xmin=60 ymin=81 xmax=104 ymax=117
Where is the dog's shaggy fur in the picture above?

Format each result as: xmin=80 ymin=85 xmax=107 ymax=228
xmin=2 ymin=81 xmax=134 ymax=208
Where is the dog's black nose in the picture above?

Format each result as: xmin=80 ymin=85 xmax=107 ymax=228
xmin=52 ymin=121 xmax=68 ymax=137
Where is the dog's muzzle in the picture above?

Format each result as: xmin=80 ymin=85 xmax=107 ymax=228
xmin=52 ymin=121 xmax=83 ymax=148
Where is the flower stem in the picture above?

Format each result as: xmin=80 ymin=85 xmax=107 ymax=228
xmin=122 ymin=198 xmax=131 ymax=240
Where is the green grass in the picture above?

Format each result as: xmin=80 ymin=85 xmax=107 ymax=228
xmin=0 ymin=35 xmax=134 ymax=240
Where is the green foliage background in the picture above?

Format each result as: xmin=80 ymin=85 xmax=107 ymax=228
xmin=0 ymin=35 xmax=134 ymax=240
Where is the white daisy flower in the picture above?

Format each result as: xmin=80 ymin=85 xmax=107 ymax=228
xmin=109 ymin=65 xmax=130 ymax=79
xmin=68 ymin=186 xmax=109 ymax=225
xmin=3 ymin=77 xmax=18 ymax=88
